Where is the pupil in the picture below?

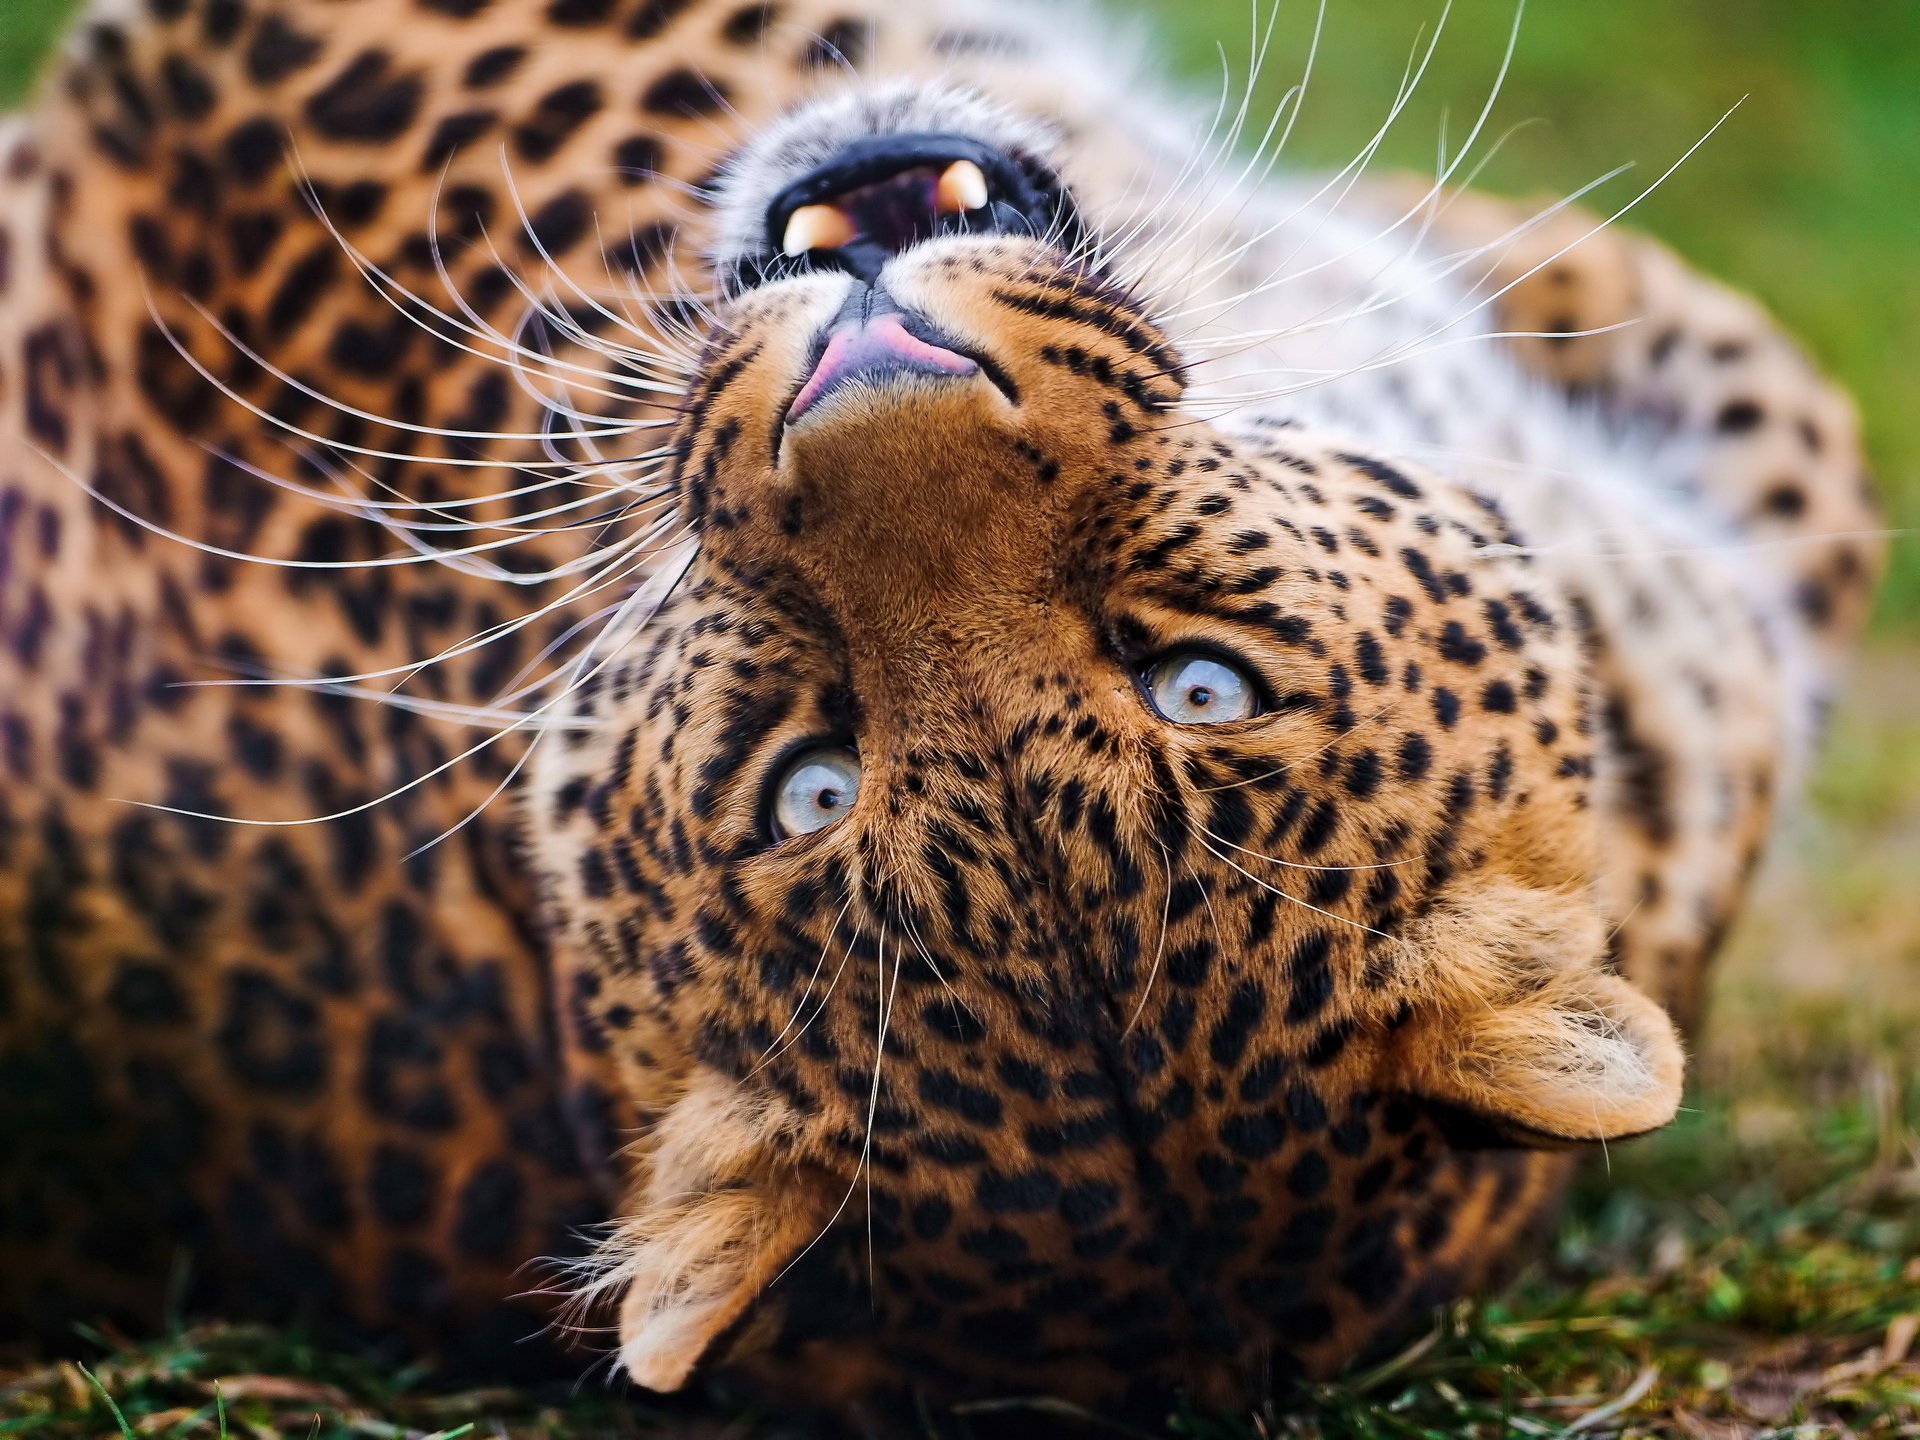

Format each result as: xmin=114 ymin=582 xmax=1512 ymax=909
xmin=816 ymin=787 xmax=842 ymax=810
xmin=1187 ymin=685 xmax=1213 ymax=707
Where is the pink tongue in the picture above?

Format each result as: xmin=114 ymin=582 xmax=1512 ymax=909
xmin=788 ymin=312 xmax=977 ymax=421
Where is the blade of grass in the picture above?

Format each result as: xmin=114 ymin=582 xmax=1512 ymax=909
xmin=76 ymin=1365 xmax=135 ymax=1440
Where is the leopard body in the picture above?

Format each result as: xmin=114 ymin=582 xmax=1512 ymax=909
xmin=0 ymin=0 xmax=1880 ymax=1417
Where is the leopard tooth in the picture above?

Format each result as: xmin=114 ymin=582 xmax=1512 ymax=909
xmin=935 ymin=159 xmax=990 ymax=215
xmin=782 ymin=203 xmax=856 ymax=255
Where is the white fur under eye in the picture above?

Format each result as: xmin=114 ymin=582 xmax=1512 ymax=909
xmin=1146 ymin=653 xmax=1258 ymax=725
xmin=770 ymin=747 xmax=861 ymax=839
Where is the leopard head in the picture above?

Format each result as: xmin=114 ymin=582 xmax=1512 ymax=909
xmin=531 ymin=81 xmax=1683 ymax=1416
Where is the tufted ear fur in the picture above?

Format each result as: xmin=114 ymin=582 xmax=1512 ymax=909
xmin=597 ymin=1081 xmax=834 ymax=1393
xmin=614 ymin=1188 xmax=807 ymax=1392
xmin=1372 ymin=881 xmax=1685 ymax=1144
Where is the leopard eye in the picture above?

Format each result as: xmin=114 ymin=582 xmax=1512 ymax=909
xmin=1145 ymin=652 xmax=1260 ymax=725
xmin=769 ymin=746 xmax=862 ymax=840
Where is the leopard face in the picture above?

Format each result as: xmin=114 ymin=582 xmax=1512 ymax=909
xmin=531 ymin=87 xmax=1684 ymax=1414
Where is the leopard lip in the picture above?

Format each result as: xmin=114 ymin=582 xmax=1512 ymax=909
xmin=779 ymin=161 xmax=987 ymax=257
xmin=758 ymin=132 xmax=1078 ymax=287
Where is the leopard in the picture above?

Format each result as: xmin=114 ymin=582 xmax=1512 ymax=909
xmin=0 ymin=0 xmax=1883 ymax=1424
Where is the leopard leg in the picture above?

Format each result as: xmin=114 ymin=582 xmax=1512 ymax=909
xmin=1381 ymin=182 xmax=1883 ymax=671
xmin=1356 ymin=182 xmax=1885 ymax=1030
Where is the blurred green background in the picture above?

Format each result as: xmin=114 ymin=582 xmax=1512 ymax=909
xmin=1 ymin=4 xmax=1915 ymax=1436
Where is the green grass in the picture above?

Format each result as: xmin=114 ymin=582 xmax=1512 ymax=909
xmin=1 ymin=4 xmax=1917 ymax=1436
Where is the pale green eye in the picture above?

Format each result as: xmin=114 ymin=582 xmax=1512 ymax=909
xmin=769 ymin=747 xmax=862 ymax=839
xmin=1146 ymin=652 xmax=1259 ymax=724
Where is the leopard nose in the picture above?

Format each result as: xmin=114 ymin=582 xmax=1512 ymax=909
xmin=784 ymin=284 xmax=1015 ymax=428
xmin=786 ymin=307 xmax=978 ymax=425
xmin=745 ymin=132 xmax=1081 ymax=289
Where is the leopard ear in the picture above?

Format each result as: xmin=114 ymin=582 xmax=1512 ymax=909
xmin=600 ymin=1081 xmax=835 ymax=1393
xmin=616 ymin=1180 xmax=820 ymax=1392
xmin=1374 ymin=882 xmax=1685 ymax=1144
xmin=1393 ymin=967 xmax=1684 ymax=1143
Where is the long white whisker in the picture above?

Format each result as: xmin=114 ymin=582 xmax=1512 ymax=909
xmin=117 ymin=537 xmax=695 ymax=827
xmin=1195 ymin=831 xmax=1392 ymax=941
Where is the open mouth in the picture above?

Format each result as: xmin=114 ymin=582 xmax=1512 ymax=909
xmin=748 ymin=132 xmax=1082 ymax=289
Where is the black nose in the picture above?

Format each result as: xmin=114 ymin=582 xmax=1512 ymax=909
xmin=746 ymin=132 xmax=1082 ymax=290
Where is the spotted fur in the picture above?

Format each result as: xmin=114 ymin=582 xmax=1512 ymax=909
xmin=0 ymin=0 xmax=1881 ymax=1421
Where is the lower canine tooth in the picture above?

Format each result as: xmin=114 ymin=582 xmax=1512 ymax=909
xmin=783 ymin=203 xmax=856 ymax=255
xmin=936 ymin=159 xmax=990 ymax=215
